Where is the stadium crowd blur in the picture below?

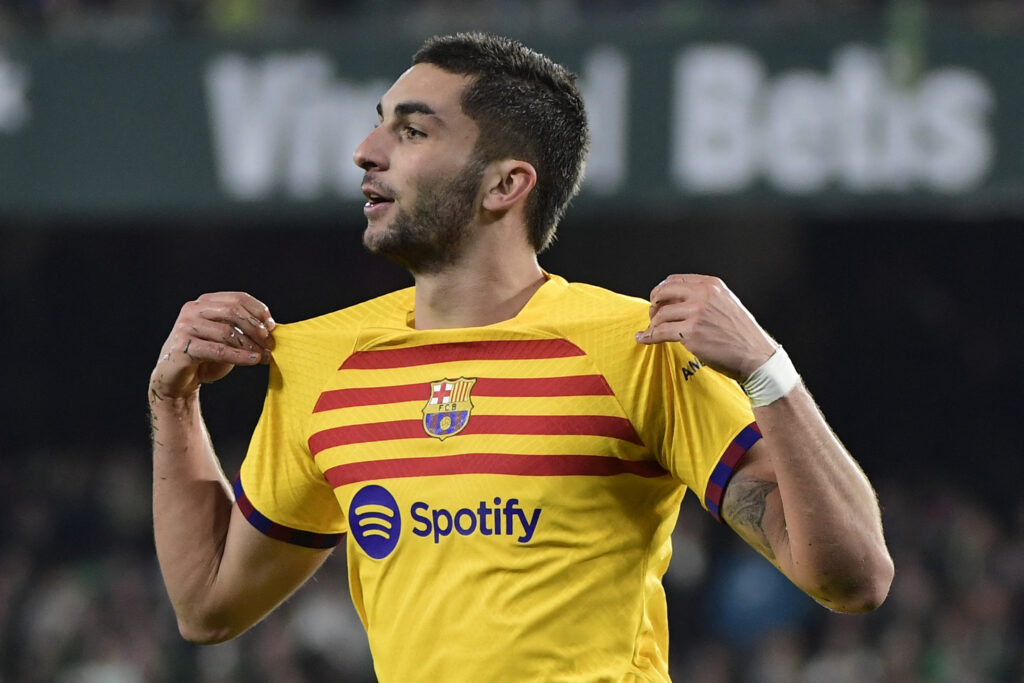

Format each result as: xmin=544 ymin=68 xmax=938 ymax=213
xmin=2 ymin=0 xmax=1024 ymax=681
xmin=2 ymin=445 xmax=1022 ymax=681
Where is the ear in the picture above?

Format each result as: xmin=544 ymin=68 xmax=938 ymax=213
xmin=481 ymin=160 xmax=537 ymax=213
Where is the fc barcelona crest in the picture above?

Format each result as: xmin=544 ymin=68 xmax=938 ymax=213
xmin=422 ymin=377 xmax=477 ymax=440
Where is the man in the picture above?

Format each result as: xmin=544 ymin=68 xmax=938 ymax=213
xmin=150 ymin=32 xmax=893 ymax=681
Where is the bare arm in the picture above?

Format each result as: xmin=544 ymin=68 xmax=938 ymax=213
xmin=721 ymin=389 xmax=891 ymax=612
xmin=150 ymin=292 xmax=332 ymax=643
xmin=637 ymin=274 xmax=893 ymax=612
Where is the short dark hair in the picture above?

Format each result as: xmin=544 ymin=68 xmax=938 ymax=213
xmin=413 ymin=32 xmax=590 ymax=253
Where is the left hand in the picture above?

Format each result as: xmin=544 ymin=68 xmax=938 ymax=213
xmin=635 ymin=274 xmax=777 ymax=381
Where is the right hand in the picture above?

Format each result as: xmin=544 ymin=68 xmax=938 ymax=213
xmin=149 ymin=292 xmax=276 ymax=402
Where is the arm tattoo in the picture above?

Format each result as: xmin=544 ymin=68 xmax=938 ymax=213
xmin=722 ymin=476 xmax=779 ymax=563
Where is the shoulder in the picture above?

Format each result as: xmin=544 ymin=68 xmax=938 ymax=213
xmin=542 ymin=275 xmax=708 ymax=377
xmin=275 ymin=288 xmax=411 ymax=341
xmin=531 ymin=275 xmax=666 ymax=373
xmin=561 ymin=278 xmax=648 ymax=309
xmin=270 ymin=288 xmax=413 ymax=374
xmin=541 ymin=275 xmax=651 ymax=328
xmin=281 ymin=287 xmax=412 ymax=331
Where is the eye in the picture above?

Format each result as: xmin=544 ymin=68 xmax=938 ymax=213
xmin=402 ymin=125 xmax=426 ymax=139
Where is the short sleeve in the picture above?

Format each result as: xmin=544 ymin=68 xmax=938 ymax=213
xmin=639 ymin=343 xmax=761 ymax=522
xmin=236 ymin=339 xmax=347 ymax=549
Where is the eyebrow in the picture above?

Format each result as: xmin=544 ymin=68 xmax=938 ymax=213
xmin=376 ymin=100 xmax=441 ymax=121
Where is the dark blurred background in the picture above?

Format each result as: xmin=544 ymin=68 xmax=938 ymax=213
xmin=2 ymin=1 xmax=1023 ymax=681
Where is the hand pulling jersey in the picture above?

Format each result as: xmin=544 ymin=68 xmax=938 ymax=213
xmin=236 ymin=274 xmax=759 ymax=682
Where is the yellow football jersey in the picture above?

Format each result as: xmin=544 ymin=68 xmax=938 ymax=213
xmin=237 ymin=274 xmax=759 ymax=682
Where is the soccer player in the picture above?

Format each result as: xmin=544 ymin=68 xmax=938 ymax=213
xmin=149 ymin=32 xmax=893 ymax=681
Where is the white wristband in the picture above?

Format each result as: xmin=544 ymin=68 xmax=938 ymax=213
xmin=741 ymin=346 xmax=801 ymax=408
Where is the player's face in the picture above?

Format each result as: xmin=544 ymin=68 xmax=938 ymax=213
xmin=354 ymin=64 xmax=486 ymax=273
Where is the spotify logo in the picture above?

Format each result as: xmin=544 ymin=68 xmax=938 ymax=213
xmin=349 ymin=485 xmax=402 ymax=559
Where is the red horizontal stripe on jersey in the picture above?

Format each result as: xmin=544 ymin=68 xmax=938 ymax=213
xmin=313 ymin=375 xmax=613 ymax=412
xmin=314 ymin=384 xmax=426 ymax=412
xmin=309 ymin=420 xmax=423 ymax=455
xmin=324 ymin=453 xmax=667 ymax=487
xmin=469 ymin=415 xmax=642 ymax=444
xmin=308 ymin=414 xmax=644 ymax=456
xmin=340 ymin=339 xmax=584 ymax=370
xmin=477 ymin=375 xmax=613 ymax=397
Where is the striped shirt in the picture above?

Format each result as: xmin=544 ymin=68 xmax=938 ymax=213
xmin=237 ymin=273 xmax=758 ymax=682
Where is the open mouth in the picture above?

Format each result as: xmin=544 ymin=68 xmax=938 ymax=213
xmin=362 ymin=183 xmax=395 ymax=208
xmin=364 ymin=192 xmax=392 ymax=207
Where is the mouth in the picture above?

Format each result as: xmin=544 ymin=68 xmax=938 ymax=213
xmin=362 ymin=184 xmax=395 ymax=209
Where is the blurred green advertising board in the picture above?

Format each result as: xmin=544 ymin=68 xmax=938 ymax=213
xmin=1 ymin=16 xmax=1021 ymax=219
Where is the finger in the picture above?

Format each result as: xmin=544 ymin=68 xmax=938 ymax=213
xmin=648 ymin=292 xmax=679 ymax=321
xmin=638 ymin=300 xmax=698 ymax=344
xmin=650 ymin=274 xmax=697 ymax=306
xmin=193 ymin=298 xmax=275 ymax=350
xmin=635 ymin=321 xmax=688 ymax=345
xmin=650 ymin=301 xmax=699 ymax=327
xmin=649 ymin=277 xmax=672 ymax=303
xmin=195 ymin=292 xmax=275 ymax=331
xmin=174 ymin=323 xmax=271 ymax=367
xmin=226 ymin=292 xmax=276 ymax=334
xmin=654 ymin=273 xmax=716 ymax=295
xmin=182 ymin=318 xmax=264 ymax=353
xmin=179 ymin=336 xmax=266 ymax=367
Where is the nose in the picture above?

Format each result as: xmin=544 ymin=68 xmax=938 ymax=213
xmin=353 ymin=125 xmax=388 ymax=171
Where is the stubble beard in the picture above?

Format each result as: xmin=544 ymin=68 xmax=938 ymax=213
xmin=363 ymin=157 xmax=487 ymax=275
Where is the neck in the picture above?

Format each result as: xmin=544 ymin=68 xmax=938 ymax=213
xmin=410 ymin=242 xmax=545 ymax=330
